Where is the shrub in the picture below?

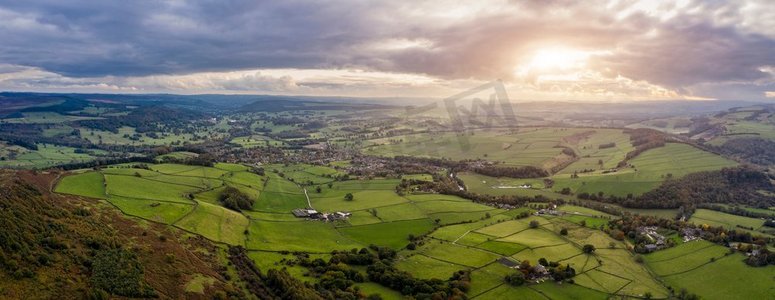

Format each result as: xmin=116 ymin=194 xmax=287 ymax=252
xmin=219 ymin=186 xmax=254 ymax=211
xmin=529 ymin=220 xmax=540 ymax=229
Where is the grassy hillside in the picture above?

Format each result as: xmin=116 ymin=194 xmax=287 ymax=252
xmin=0 ymin=170 xmax=243 ymax=299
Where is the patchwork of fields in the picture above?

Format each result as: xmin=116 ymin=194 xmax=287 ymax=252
xmin=56 ymin=163 xmax=507 ymax=253
xmin=415 ymin=211 xmax=668 ymax=299
xmin=55 ymin=162 xmax=773 ymax=299
xmin=461 ymin=142 xmax=737 ymax=197
xmin=363 ymin=127 xmax=591 ymax=168
xmin=0 ymin=143 xmax=109 ymax=169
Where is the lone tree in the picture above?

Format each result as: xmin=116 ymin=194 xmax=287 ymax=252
xmin=582 ymin=244 xmax=596 ymax=254
xmin=529 ymin=220 xmax=540 ymax=229
xmin=344 ymin=193 xmax=354 ymax=201
xmin=560 ymin=228 xmax=568 ymax=235
xmin=315 ymin=186 xmax=322 ymax=193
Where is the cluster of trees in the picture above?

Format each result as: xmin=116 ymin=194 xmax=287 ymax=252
xmin=617 ymin=128 xmax=666 ymax=167
xmin=57 ymin=156 xmax=156 ymax=171
xmin=347 ymin=156 xmax=446 ymax=179
xmin=367 ymin=262 xmax=469 ymax=299
xmin=77 ymin=105 xmax=206 ymax=133
xmin=218 ymin=187 xmax=254 ymax=212
xmin=227 ymin=246 xmax=321 ymax=299
xmin=228 ymin=240 xmax=474 ymax=299
xmin=472 ymin=165 xmax=548 ymax=179
xmin=572 ymin=167 xmax=774 ymax=210
xmin=633 ymin=166 xmax=774 ymax=209
xmin=90 ymin=248 xmax=157 ymax=298
xmin=0 ymin=135 xmax=39 ymax=150
xmin=270 ymin=130 xmax=310 ymax=139
xmin=0 ymin=123 xmax=96 ymax=150
xmin=395 ymin=178 xmax=432 ymax=196
xmin=686 ymin=117 xmax=719 ymax=137
xmin=292 ymin=245 xmax=470 ymax=299
xmin=565 ymin=199 xmax=623 ymax=216
xmin=745 ymin=247 xmax=775 ymax=267
xmin=598 ymin=142 xmax=616 ymax=149
xmin=156 ymin=152 xmax=216 ymax=167
xmin=711 ymin=137 xmax=775 ymax=166
xmin=270 ymin=116 xmax=306 ymax=126
xmin=505 ymin=258 xmax=577 ymax=286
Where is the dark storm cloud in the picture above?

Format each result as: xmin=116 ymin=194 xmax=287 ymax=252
xmin=0 ymin=0 xmax=772 ymax=98
xmin=0 ymin=0 xmax=397 ymax=77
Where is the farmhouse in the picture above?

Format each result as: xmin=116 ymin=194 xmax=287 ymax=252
xmin=681 ymin=228 xmax=703 ymax=242
xmin=535 ymin=205 xmax=562 ymax=216
xmin=635 ymin=226 xmax=669 ymax=252
xmin=292 ymin=208 xmax=351 ymax=221
xmin=533 ymin=264 xmax=548 ymax=275
xmin=292 ymin=208 xmax=319 ymax=218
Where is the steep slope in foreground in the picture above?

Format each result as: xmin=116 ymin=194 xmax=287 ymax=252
xmin=0 ymin=170 xmax=241 ymax=299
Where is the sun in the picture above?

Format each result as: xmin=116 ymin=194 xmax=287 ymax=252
xmin=526 ymin=48 xmax=590 ymax=71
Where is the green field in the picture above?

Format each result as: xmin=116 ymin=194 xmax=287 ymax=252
xmin=645 ymin=240 xmax=729 ymax=276
xmin=338 ymin=219 xmax=436 ymax=249
xmin=688 ymin=209 xmax=765 ymax=230
xmin=646 ymin=241 xmax=775 ymax=299
xmin=176 ymin=201 xmax=249 ymax=245
xmin=54 ymin=171 xmax=106 ymax=199
xmin=108 ymin=196 xmax=194 ymax=224
xmin=394 ymin=253 xmax=466 ymax=280
xmin=247 ymin=220 xmax=361 ymax=252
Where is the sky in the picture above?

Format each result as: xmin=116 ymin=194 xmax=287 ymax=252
xmin=0 ymin=0 xmax=773 ymax=101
